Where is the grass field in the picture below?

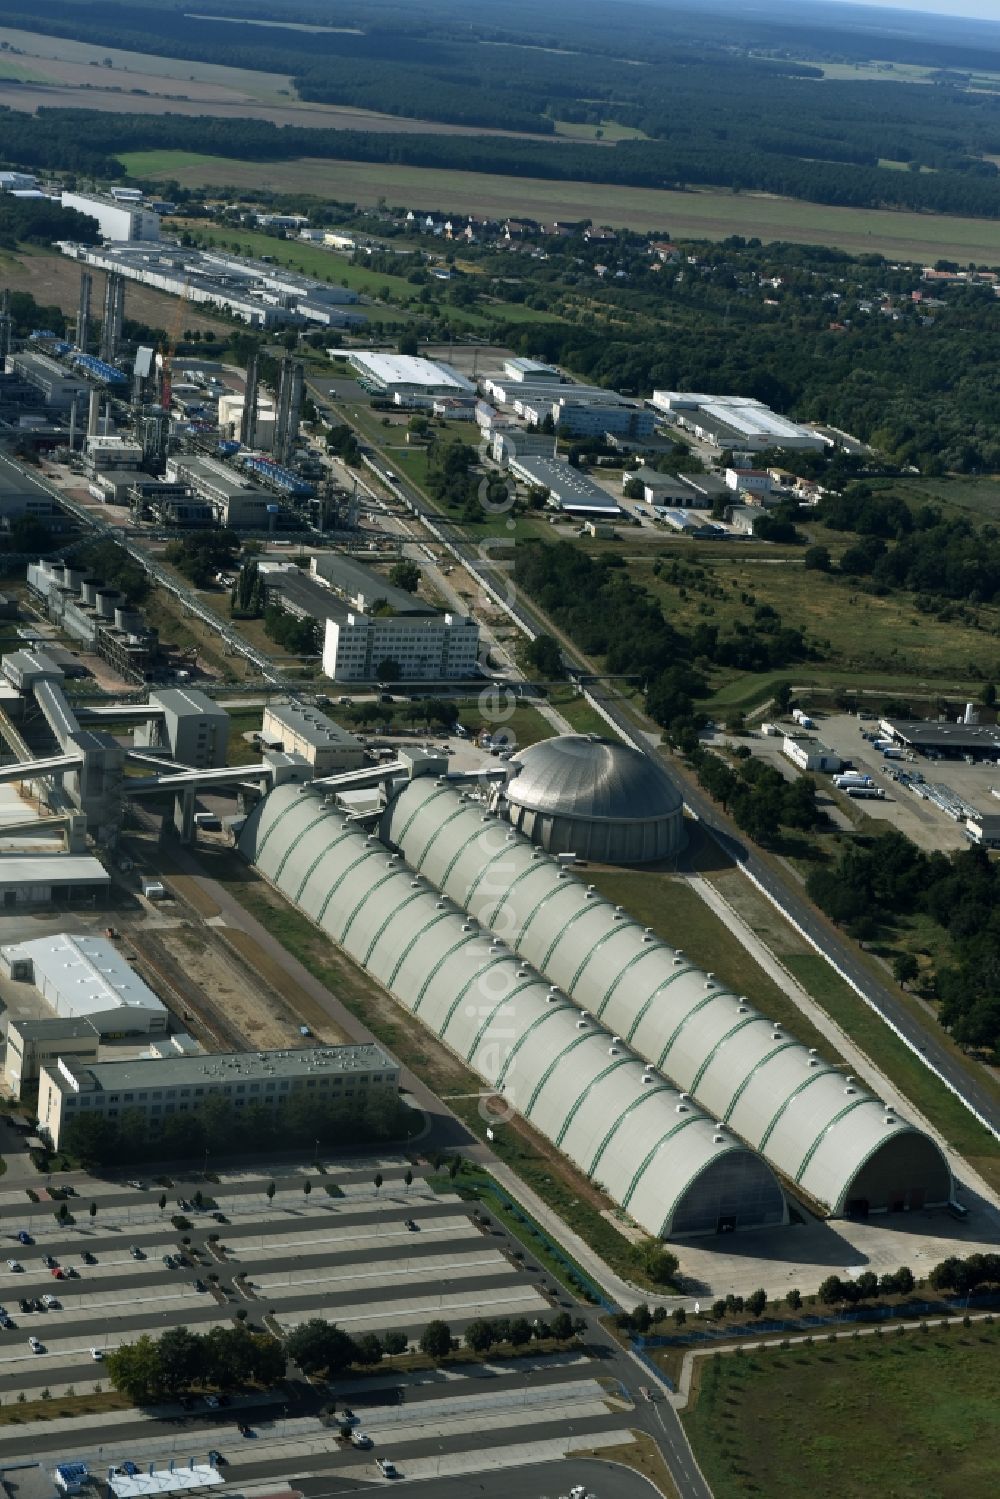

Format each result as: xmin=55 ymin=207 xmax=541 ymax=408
xmin=683 ymin=1320 xmax=1000 ymax=1499
xmin=881 ymin=474 xmax=1000 ymax=523
xmin=120 ymin=151 xmax=1000 ymax=260
xmin=586 ymin=869 xmax=840 ymax=1058
xmin=553 ymin=119 xmax=648 ymax=142
xmin=0 ymin=22 xmax=295 ymax=102
xmin=0 ymin=246 xmax=229 ymax=336
xmin=632 ymin=548 xmax=1000 ymax=695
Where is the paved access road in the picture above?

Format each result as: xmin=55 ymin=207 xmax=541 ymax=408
xmin=299 ymin=1456 xmax=660 ymax=1497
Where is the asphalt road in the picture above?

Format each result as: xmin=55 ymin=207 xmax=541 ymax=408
xmin=298 ymin=1460 xmax=661 ymax=1498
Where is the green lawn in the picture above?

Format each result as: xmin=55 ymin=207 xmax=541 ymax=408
xmin=224 ymin=706 xmax=264 ymax=765
xmin=548 ymin=686 xmax=627 ymax=740
xmin=684 ymin=1321 xmax=1000 ymax=1499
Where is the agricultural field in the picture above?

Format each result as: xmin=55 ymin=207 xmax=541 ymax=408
xmin=683 ymin=1319 xmax=1000 ymax=1499
xmin=0 ymin=22 xmax=296 ymax=103
xmin=0 ymin=246 xmax=229 ymax=337
xmin=121 ymin=151 xmax=1000 ymax=260
xmin=553 ymin=119 xmax=648 ymax=142
xmin=0 ymin=22 xmax=559 ymax=139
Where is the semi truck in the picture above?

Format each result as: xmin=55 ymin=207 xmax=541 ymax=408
xmin=834 ymin=773 xmax=874 ymax=789
xmin=847 ymin=785 xmax=886 ymax=799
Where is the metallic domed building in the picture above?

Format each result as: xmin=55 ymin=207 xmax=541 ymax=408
xmin=497 ymin=734 xmax=685 ymax=864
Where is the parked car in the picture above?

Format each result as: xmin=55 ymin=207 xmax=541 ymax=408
xmin=129 ymin=1245 xmax=144 ymax=1260
xmin=18 ymin=1299 xmax=31 ymax=1314
xmin=81 ymin=1251 xmax=97 ymax=1265
xmin=350 ymin=1431 xmax=372 ymax=1449
xmin=27 ymin=1336 xmax=43 ymax=1353
xmin=5 ymin=1261 xmax=22 ymax=1273
xmin=193 ymin=1279 xmax=207 ymax=1293
xmin=90 ymin=1348 xmax=104 ymax=1361
xmin=16 ymin=1231 xmax=32 ymax=1245
xmin=208 ymin=1452 xmax=225 ymax=1467
xmin=375 ymin=1458 xmax=397 ymax=1477
xmin=40 ymin=1295 xmax=59 ymax=1309
xmin=41 ymin=1255 xmax=57 ymax=1269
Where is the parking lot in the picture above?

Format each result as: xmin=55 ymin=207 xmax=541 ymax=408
xmin=0 ymin=1154 xmax=641 ymax=1490
xmin=798 ymin=711 xmax=1000 ymax=851
xmin=0 ymin=1159 xmax=556 ymax=1397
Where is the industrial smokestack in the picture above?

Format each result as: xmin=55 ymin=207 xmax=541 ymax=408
xmin=100 ymin=272 xmax=124 ymax=362
xmin=240 ymin=352 xmax=259 ymax=450
xmin=77 ymin=270 xmax=93 ymax=353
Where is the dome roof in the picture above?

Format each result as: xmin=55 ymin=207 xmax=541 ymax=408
xmin=506 ymin=735 xmax=683 ymax=824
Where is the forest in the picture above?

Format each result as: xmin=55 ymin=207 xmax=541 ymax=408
xmin=0 ymin=194 xmax=98 ymax=250
xmin=806 ymin=831 xmax=1000 ymax=1054
xmin=3 ymin=0 xmax=1000 ymax=215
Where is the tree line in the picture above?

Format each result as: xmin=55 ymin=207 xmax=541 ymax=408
xmin=106 ymin=1323 xmax=284 ymax=1403
xmin=690 ymin=748 xmax=822 ymax=847
xmin=806 ymin=830 xmax=1000 ymax=1054
xmin=4 ymin=100 xmax=1000 ymax=218
xmin=0 ymin=195 xmax=99 ymax=251
xmin=282 ymin=1307 xmax=582 ymax=1378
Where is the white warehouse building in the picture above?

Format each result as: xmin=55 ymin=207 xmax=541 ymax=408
xmin=382 ymin=775 xmax=953 ymax=1220
xmin=651 ymin=392 xmax=828 ymax=453
xmin=0 ymin=933 xmax=169 ymax=1035
xmin=61 ymin=192 xmax=161 ymax=243
xmin=348 ymin=352 xmax=475 ymax=403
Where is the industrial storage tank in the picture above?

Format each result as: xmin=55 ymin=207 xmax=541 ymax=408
xmin=499 ymin=734 xmax=684 ymax=864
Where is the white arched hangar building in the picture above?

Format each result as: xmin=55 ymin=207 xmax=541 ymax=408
xmin=382 ymin=760 xmax=952 ymax=1222
xmin=240 ymin=781 xmax=786 ymax=1240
